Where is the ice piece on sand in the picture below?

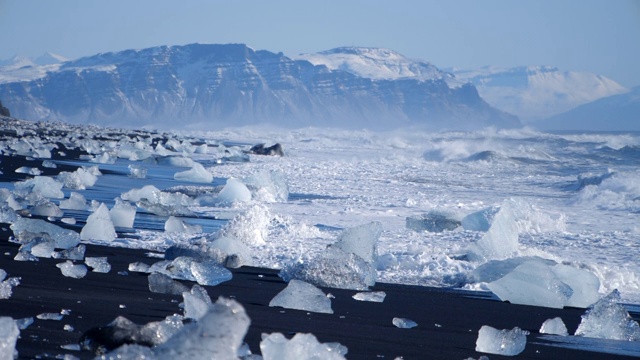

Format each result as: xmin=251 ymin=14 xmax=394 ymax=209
xmin=0 ymin=271 xmax=20 ymax=299
xmin=551 ymin=264 xmax=601 ymax=308
xmin=260 ymin=332 xmax=347 ymax=360
xmin=30 ymin=200 xmax=63 ymax=217
xmin=0 ymin=317 xmax=19 ymax=359
xmin=352 ymin=291 xmax=386 ymax=302
xmin=406 ymin=210 xmax=461 ymax=233
xmin=216 ymin=178 xmax=252 ymax=205
xmin=148 ymin=272 xmax=189 ymax=295
xmin=53 ymin=244 xmax=86 ymax=261
xmin=182 ymin=285 xmax=213 ymax=320
xmin=10 ymin=218 xmax=80 ymax=249
xmin=85 ymin=256 xmax=111 ymax=273
xmin=467 ymin=200 xmax=520 ymax=261
xmin=217 ymin=205 xmax=270 ymax=246
xmin=15 ymin=176 xmax=64 ymax=198
xmin=109 ymin=198 xmax=136 ymax=228
xmin=164 ymin=216 xmax=202 ymax=233
xmin=575 ymin=290 xmax=640 ymax=341
xmin=209 ymin=236 xmax=253 ymax=268
xmin=486 ymin=260 xmax=572 ymax=309
xmin=393 ymin=317 xmax=418 ymax=329
xmin=540 ymin=317 xmax=569 ymax=336
xmin=475 ymin=326 xmax=528 ymax=356
xmin=30 ymin=240 xmax=56 ymax=258
xmin=59 ymin=192 xmax=88 ymax=210
xmin=462 ymin=206 xmax=501 ymax=231
xmin=56 ymin=261 xmax=88 ymax=279
xmin=333 ymin=221 xmax=382 ymax=264
xmin=174 ymin=162 xmax=213 ymax=183
xmin=80 ymin=203 xmax=117 ymax=241
xmin=153 ymin=297 xmax=250 ymax=359
xmin=269 ymin=280 xmax=333 ymax=314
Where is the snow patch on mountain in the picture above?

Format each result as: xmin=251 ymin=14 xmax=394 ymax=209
xmin=0 ymin=53 xmax=68 ymax=84
xmin=452 ymin=66 xmax=628 ymax=121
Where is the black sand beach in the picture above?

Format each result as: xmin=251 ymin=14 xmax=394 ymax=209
xmin=1 ymin=237 xmax=638 ymax=359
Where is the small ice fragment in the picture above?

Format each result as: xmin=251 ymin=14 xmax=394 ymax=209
xmin=182 ymin=285 xmax=213 ymax=320
xmin=392 ymin=317 xmax=418 ymax=329
xmin=85 ymin=257 xmax=111 ymax=273
xmin=269 ymin=280 xmax=333 ymax=314
xmin=16 ymin=317 xmax=33 ymax=330
xmin=575 ymin=289 xmax=640 ymax=341
xmin=109 ymin=198 xmax=136 ymax=228
xmin=164 ymin=216 xmax=202 ymax=233
xmin=174 ymin=162 xmax=213 ymax=183
xmin=14 ymin=176 xmax=64 ymax=198
xmin=54 ymin=244 xmax=86 ymax=261
xmin=475 ymin=325 xmax=528 ymax=356
xmin=540 ymin=317 xmax=568 ymax=336
xmin=128 ymin=262 xmax=151 ymax=273
xmin=61 ymin=343 xmax=81 ymax=351
xmin=64 ymin=324 xmax=74 ymax=332
xmin=352 ymin=291 xmax=386 ymax=302
xmin=37 ymin=312 xmax=64 ymax=321
xmin=148 ymin=272 xmax=189 ymax=295
xmin=56 ymin=261 xmax=88 ymax=279
xmin=30 ymin=240 xmax=56 ymax=258
xmin=260 ymin=332 xmax=348 ymax=360
xmin=0 ymin=272 xmax=20 ymax=299
xmin=0 ymin=317 xmax=19 ymax=359
xmin=31 ymin=200 xmax=63 ymax=217
xmin=80 ymin=203 xmax=117 ymax=241
xmin=128 ymin=164 xmax=148 ymax=179
xmin=216 ymin=178 xmax=252 ymax=205
xmin=59 ymin=192 xmax=88 ymax=210
xmin=61 ymin=217 xmax=76 ymax=225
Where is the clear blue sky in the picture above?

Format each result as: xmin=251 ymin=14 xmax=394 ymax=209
xmin=1 ymin=0 xmax=639 ymax=87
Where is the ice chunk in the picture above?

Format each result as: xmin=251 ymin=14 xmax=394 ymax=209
xmin=10 ymin=218 xmax=80 ymax=249
xmin=16 ymin=166 xmax=42 ymax=176
xmin=182 ymin=285 xmax=213 ymax=320
xmin=59 ymin=192 xmax=88 ymax=210
xmin=486 ymin=260 xmax=572 ymax=309
xmin=121 ymin=185 xmax=197 ymax=216
xmin=121 ymin=185 xmax=162 ymax=203
xmin=109 ymin=198 xmax=136 ymax=228
xmin=551 ymin=264 xmax=601 ymax=308
xmin=540 ymin=317 xmax=569 ymax=336
xmin=53 ymin=244 xmax=86 ymax=261
xmin=0 ymin=271 xmax=20 ymax=299
xmin=80 ymin=203 xmax=117 ymax=241
xmin=333 ymin=221 xmax=381 ymax=264
xmin=30 ymin=200 xmax=63 ymax=217
xmin=260 ymin=332 xmax=347 ymax=360
xmin=352 ymin=291 xmax=386 ymax=302
xmin=475 ymin=326 xmax=528 ymax=356
xmin=37 ymin=312 xmax=64 ymax=320
xmin=86 ymin=257 xmax=111 ymax=273
xmin=56 ymin=261 xmax=88 ymax=279
xmin=153 ymin=297 xmax=250 ymax=360
xmin=0 ymin=317 xmax=19 ymax=359
xmin=244 ymin=170 xmax=289 ymax=202
xmin=216 ymin=178 xmax=252 ymax=205
xmin=575 ymin=289 xmax=640 ymax=341
xmin=158 ymin=155 xmax=194 ymax=167
xmin=269 ymin=279 xmax=333 ymax=314
xmin=393 ymin=317 xmax=418 ymax=329
xmin=461 ymin=206 xmax=500 ymax=231
xmin=467 ymin=200 xmax=520 ymax=262
xmin=56 ymin=166 xmax=98 ymax=189
xmin=128 ymin=164 xmax=148 ymax=179
xmin=146 ymin=257 xmax=232 ymax=286
xmin=217 ymin=205 xmax=270 ymax=246
xmin=470 ymin=256 xmax=557 ymax=283
xmin=164 ymin=216 xmax=202 ymax=234
xmin=148 ymin=272 xmax=189 ymax=295
xmin=406 ymin=210 xmax=461 ymax=233
xmin=209 ymin=236 xmax=253 ymax=268
xmin=174 ymin=162 xmax=213 ymax=183
xmin=15 ymin=176 xmax=64 ymax=198
xmin=30 ymin=240 xmax=56 ymax=258
xmin=15 ymin=317 xmax=33 ymax=330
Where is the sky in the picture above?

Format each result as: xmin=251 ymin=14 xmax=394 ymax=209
xmin=1 ymin=0 xmax=639 ymax=87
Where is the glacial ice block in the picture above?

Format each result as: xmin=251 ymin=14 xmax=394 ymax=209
xmin=59 ymin=192 xmax=88 ymax=210
xmin=393 ymin=317 xmax=418 ymax=329
xmin=260 ymin=332 xmax=348 ymax=360
xmin=80 ymin=203 xmax=117 ymax=241
xmin=10 ymin=218 xmax=80 ymax=249
xmin=85 ymin=257 xmax=111 ymax=273
xmin=148 ymin=272 xmax=189 ymax=295
xmin=462 ymin=206 xmax=501 ymax=232
xmin=182 ymin=285 xmax=213 ymax=320
xmin=56 ymin=260 xmax=88 ymax=279
xmin=0 ymin=270 xmax=20 ymax=300
xmin=164 ymin=216 xmax=202 ymax=234
xmin=216 ymin=178 xmax=252 ymax=205
xmin=15 ymin=176 xmax=64 ymax=198
xmin=475 ymin=325 xmax=528 ymax=356
xmin=109 ymin=198 xmax=136 ymax=228
xmin=540 ymin=317 xmax=568 ymax=336
xmin=173 ymin=162 xmax=213 ymax=183
xmin=467 ymin=200 xmax=520 ymax=262
xmin=333 ymin=221 xmax=382 ymax=264
xmin=0 ymin=317 xmax=19 ymax=359
xmin=352 ymin=291 xmax=386 ymax=302
xmin=551 ymin=264 xmax=601 ymax=308
xmin=575 ymin=289 xmax=640 ymax=341
xmin=269 ymin=280 xmax=333 ymax=314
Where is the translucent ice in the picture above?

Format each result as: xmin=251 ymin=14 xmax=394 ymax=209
xmin=393 ymin=317 xmax=418 ymax=329
xmin=174 ymin=162 xmax=213 ymax=184
xmin=56 ymin=261 xmax=88 ymax=279
xmin=54 ymin=244 xmax=86 ymax=261
xmin=182 ymin=285 xmax=213 ymax=320
xmin=30 ymin=240 xmax=56 ymax=258
xmin=0 ymin=270 xmax=20 ymax=299
xmin=260 ymin=332 xmax=347 ymax=360
xmin=467 ymin=200 xmax=520 ymax=262
xmin=148 ymin=272 xmax=189 ymax=295
xmin=56 ymin=166 xmax=99 ymax=190
xmin=109 ymin=198 xmax=136 ymax=228
xmin=145 ymin=257 xmax=232 ymax=286
xmin=209 ymin=236 xmax=253 ymax=268
xmin=59 ymin=192 xmax=88 ymax=210
xmin=15 ymin=176 xmax=64 ymax=198
xmin=217 ymin=205 xmax=271 ymax=246
xmin=85 ymin=257 xmax=111 ymax=273
xmin=333 ymin=221 xmax=382 ymax=264
xmin=552 ymin=264 xmax=601 ymax=308
xmin=462 ymin=206 xmax=501 ymax=231
xmin=352 ymin=291 xmax=386 ymax=302
xmin=164 ymin=216 xmax=202 ymax=234
xmin=158 ymin=155 xmax=194 ymax=168
xmin=128 ymin=164 xmax=148 ymax=179
xmin=540 ymin=317 xmax=569 ymax=336
xmin=10 ymin=218 xmax=80 ymax=249
xmin=0 ymin=317 xmax=19 ymax=359
xmin=406 ymin=211 xmax=461 ymax=233
xmin=269 ymin=279 xmax=333 ymax=314
xmin=575 ymin=290 xmax=640 ymax=341
xmin=80 ymin=203 xmax=117 ymax=241
xmin=30 ymin=200 xmax=63 ymax=217
xmin=487 ymin=260 xmax=572 ymax=309
xmin=244 ymin=170 xmax=289 ymax=203
xmin=475 ymin=325 xmax=528 ymax=356
xmin=216 ymin=178 xmax=252 ymax=205
xmin=153 ymin=297 xmax=250 ymax=360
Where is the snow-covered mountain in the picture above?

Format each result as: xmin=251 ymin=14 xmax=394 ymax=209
xmin=452 ymin=66 xmax=628 ymax=122
xmin=535 ymin=86 xmax=640 ymax=131
xmin=0 ymin=44 xmax=518 ymax=130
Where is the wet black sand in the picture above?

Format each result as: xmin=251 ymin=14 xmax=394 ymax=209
xmin=1 ymin=237 xmax=638 ymax=360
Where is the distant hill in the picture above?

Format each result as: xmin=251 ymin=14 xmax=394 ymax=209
xmin=0 ymin=44 xmax=518 ymax=131
xmin=451 ymin=66 xmax=627 ymax=122
xmin=535 ymin=86 xmax=639 ymax=132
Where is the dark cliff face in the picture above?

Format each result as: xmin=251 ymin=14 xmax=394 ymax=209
xmin=0 ymin=99 xmax=9 ymax=117
xmin=0 ymin=44 xmax=519 ymax=130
